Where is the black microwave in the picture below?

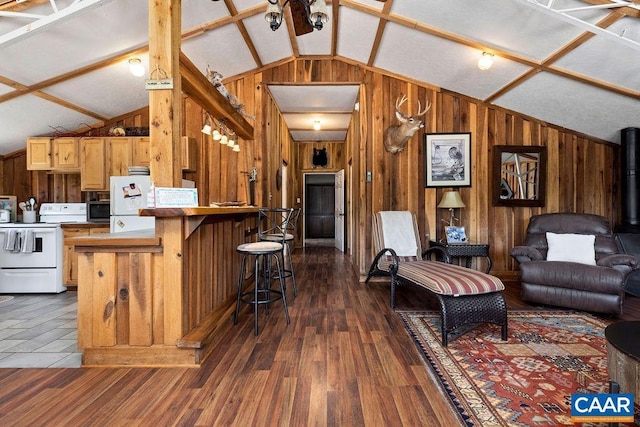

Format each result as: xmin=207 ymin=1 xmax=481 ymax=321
xmin=86 ymin=201 xmax=110 ymax=223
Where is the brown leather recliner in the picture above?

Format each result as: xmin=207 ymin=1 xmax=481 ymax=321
xmin=510 ymin=213 xmax=637 ymax=315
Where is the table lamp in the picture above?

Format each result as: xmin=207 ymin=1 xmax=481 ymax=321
xmin=438 ymin=191 xmax=465 ymax=226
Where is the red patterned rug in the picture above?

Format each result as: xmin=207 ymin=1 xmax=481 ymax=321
xmin=398 ymin=310 xmax=639 ymax=426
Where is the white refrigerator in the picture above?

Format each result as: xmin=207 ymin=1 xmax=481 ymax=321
xmin=110 ymin=176 xmax=155 ymax=233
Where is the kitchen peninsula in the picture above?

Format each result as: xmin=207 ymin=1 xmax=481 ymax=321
xmin=70 ymin=207 xmax=259 ymax=367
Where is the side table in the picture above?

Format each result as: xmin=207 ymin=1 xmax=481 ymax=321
xmin=429 ymin=240 xmax=492 ymax=274
xmin=605 ymin=320 xmax=640 ymax=405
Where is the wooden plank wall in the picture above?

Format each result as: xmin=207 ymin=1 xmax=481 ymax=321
xmin=255 ymin=60 xmax=620 ymax=278
xmin=1 ymin=58 xmax=620 ymax=281
xmin=296 ymin=143 xmax=344 ymax=172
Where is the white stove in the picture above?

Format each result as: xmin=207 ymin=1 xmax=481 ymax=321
xmin=39 ymin=203 xmax=86 ymax=223
xmin=0 ymin=203 xmax=86 ymax=293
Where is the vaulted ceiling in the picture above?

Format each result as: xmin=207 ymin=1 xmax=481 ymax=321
xmin=0 ymin=0 xmax=638 ymax=155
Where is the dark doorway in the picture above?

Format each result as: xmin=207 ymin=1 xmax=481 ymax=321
xmin=305 ymin=176 xmax=335 ymax=239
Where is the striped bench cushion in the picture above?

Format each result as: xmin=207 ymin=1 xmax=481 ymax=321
xmin=397 ymin=260 xmax=504 ymax=296
xmin=377 ymin=255 xmax=419 ymax=271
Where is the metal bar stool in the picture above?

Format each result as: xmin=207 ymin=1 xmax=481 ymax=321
xmin=233 ymin=241 xmax=290 ymax=335
xmin=258 ymin=207 xmax=299 ymax=297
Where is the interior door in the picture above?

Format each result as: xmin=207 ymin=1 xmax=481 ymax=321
xmin=334 ymin=169 xmax=345 ymax=252
xmin=305 ymin=183 xmax=334 ymax=238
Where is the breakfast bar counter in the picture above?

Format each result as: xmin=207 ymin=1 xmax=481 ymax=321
xmin=139 ymin=206 xmax=259 ymax=216
xmin=70 ymin=207 xmax=259 ymax=367
xmin=139 ymin=206 xmax=259 ymax=237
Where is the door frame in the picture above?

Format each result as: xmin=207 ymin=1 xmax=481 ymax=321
xmin=302 ymin=171 xmax=340 ymax=249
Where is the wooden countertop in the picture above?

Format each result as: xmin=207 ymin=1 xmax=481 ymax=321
xmin=60 ymin=222 xmax=110 ymax=229
xmin=139 ymin=206 xmax=259 ymax=238
xmin=139 ymin=206 xmax=259 ymax=217
xmin=66 ymin=228 xmax=161 ymax=248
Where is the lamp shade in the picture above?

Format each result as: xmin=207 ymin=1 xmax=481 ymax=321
xmin=438 ymin=191 xmax=465 ymax=209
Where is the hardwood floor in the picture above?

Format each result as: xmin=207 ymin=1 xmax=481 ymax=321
xmin=0 ymin=247 xmax=638 ymax=426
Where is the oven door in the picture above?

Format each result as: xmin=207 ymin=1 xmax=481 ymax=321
xmin=0 ymin=227 xmax=58 ymax=268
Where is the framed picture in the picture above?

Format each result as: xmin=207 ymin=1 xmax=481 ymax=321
xmin=425 ymin=133 xmax=472 ymax=187
xmin=445 ymin=226 xmax=468 ymax=244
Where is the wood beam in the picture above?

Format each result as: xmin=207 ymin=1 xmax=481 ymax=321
xmin=179 ymin=51 xmax=254 ymax=140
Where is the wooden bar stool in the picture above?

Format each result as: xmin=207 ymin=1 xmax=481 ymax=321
xmin=258 ymin=207 xmax=299 ymax=296
xmin=233 ymin=241 xmax=290 ymax=335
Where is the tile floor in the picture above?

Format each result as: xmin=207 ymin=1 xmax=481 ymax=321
xmin=0 ymin=292 xmax=81 ymax=368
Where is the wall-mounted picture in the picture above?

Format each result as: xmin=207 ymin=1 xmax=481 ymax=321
xmin=425 ymin=133 xmax=471 ymax=187
xmin=445 ymin=226 xmax=468 ymax=244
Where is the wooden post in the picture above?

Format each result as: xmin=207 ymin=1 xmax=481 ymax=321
xmin=148 ymin=0 xmax=185 ymax=344
xmin=148 ymin=0 xmax=182 ymax=187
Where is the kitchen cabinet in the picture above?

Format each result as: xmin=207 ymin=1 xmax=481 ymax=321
xmin=26 ymin=137 xmax=52 ymax=170
xmin=108 ymin=137 xmax=132 ymax=177
xmin=80 ymin=137 xmax=151 ymax=191
xmin=52 ymin=137 xmax=80 ymax=170
xmin=132 ymin=137 xmax=150 ymax=167
xmin=63 ymin=224 xmax=109 ymax=287
xmin=80 ymin=137 xmax=107 ymax=190
xmin=27 ymin=137 xmax=80 ymax=171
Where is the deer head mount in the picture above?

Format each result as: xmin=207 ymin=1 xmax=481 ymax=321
xmin=383 ymin=95 xmax=431 ymax=154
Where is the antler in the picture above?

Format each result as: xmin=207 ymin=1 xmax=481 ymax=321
xmin=396 ymin=94 xmax=430 ymax=116
xmin=417 ymin=100 xmax=431 ymax=116
xmin=395 ymin=94 xmax=408 ymax=111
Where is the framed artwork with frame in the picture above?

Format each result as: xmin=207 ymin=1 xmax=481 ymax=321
xmin=425 ymin=133 xmax=472 ymax=187
xmin=445 ymin=226 xmax=468 ymax=244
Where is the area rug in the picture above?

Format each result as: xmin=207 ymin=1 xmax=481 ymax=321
xmin=398 ymin=310 xmax=639 ymax=427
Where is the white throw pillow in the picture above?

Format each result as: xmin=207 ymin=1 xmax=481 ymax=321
xmin=545 ymin=232 xmax=596 ymax=265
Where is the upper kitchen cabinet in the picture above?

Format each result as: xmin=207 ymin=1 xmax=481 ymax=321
xmin=79 ymin=137 xmax=155 ymax=191
xmin=80 ymin=137 xmax=107 ymax=191
xmin=108 ymin=137 xmax=133 ymax=177
xmin=26 ymin=137 xmax=52 ymax=170
xmin=52 ymin=137 xmax=80 ymax=170
xmin=27 ymin=137 xmax=80 ymax=171
xmin=132 ymin=137 xmax=150 ymax=167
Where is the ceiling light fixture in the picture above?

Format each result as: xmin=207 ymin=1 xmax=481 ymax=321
xmin=313 ymin=120 xmax=321 ymax=131
xmin=265 ymin=0 xmax=328 ymax=32
xmin=477 ymin=52 xmax=494 ymax=71
xmin=128 ymin=58 xmax=145 ymax=77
